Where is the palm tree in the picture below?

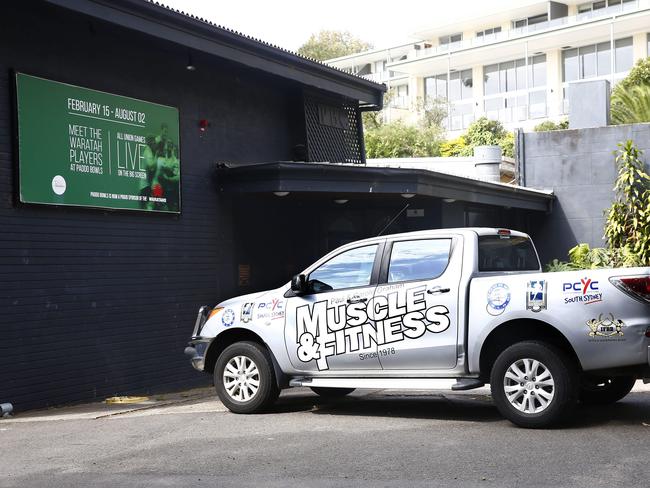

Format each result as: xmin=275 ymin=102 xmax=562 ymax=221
xmin=611 ymin=84 xmax=650 ymax=125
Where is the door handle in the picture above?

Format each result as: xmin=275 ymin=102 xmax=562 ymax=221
xmin=427 ymin=286 xmax=450 ymax=295
xmin=347 ymin=297 xmax=368 ymax=304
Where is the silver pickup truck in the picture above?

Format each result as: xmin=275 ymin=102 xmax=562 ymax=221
xmin=185 ymin=228 xmax=650 ymax=428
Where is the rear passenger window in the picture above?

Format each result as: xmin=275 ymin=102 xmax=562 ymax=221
xmin=388 ymin=239 xmax=451 ymax=283
xmin=478 ymin=235 xmax=539 ymax=271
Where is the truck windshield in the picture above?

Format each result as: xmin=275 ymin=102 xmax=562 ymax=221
xmin=478 ymin=235 xmax=540 ymax=272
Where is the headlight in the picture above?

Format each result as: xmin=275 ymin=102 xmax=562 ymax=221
xmin=208 ymin=306 xmax=224 ymax=319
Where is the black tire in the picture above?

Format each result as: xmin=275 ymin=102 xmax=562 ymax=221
xmin=490 ymin=341 xmax=578 ymax=428
xmin=310 ymin=387 xmax=355 ymax=398
xmin=579 ymin=376 xmax=636 ymax=405
xmin=214 ymin=341 xmax=279 ymax=414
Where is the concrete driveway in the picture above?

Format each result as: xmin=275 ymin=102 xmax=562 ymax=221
xmin=1 ymin=382 xmax=648 ymax=488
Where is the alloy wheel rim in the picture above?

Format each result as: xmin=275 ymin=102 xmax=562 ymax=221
xmin=223 ymin=355 xmax=260 ymax=402
xmin=503 ymin=358 xmax=555 ymax=414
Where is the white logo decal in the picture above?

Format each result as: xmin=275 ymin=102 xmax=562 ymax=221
xmin=295 ymin=285 xmax=450 ymax=371
xmin=52 ymin=175 xmax=67 ymax=195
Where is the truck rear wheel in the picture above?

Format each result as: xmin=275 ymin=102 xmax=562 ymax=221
xmin=490 ymin=341 xmax=578 ymax=428
xmin=214 ymin=341 xmax=279 ymax=414
xmin=579 ymin=376 xmax=636 ymax=405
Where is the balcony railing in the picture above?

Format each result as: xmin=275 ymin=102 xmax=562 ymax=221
xmin=402 ymin=0 xmax=647 ymax=62
xmin=361 ymin=71 xmax=408 ymax=83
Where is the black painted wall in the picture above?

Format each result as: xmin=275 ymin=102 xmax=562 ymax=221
xmin=0 ymin=2 xmax=309 ymax=410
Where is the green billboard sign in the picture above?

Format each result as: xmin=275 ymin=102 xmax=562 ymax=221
xmin=15 ymin=73 xmax=181 ymax=213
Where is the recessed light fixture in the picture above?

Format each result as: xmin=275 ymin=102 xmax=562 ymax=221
xmin=186 ymin=53 xmax=196 ymax=71
xmin=334 ymin=199 xmax=348 ymax=204
xmin=533 ymin=51 xmax=543 ymax=55
xmin=273 ymin=191 xmax=290 ymax=197
xmin=443 ymin=198 xmax=456 ymax=203
xmin=561 ymin=46 xmax=572 ymax=50
xmin=401 ymin=193 xmax=416 ymax=199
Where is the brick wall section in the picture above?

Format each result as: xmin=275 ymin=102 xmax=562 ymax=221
xmin=0 ymin=3 xmax=305 ymax=410
xmin=523 ymin=123 xmax=650 ymax=264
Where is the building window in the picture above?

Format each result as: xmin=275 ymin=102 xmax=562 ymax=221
xmin=424 ymin=69 xmax=473 ymax=129
xmin=512 ymin=13 xmax=548 ymax=29
xmin=476 ymin=26 xmax=502 ymax=39
xmin=615 ymin=37 xmax=633 ymax=73
xmin=390 ymin=84 xmax=409 ymax=109
xmin=439 ymin=33 xmax=462 ymax=46
xmin=578 ymin=0 xmax=635 ymax=15
xmin=484 ymin=55 xmax=546 ymax=93
xmin=562 ymin=37 xmax=633 ymax=82
xmin=483 ymin=55 xmax=547 ymax=122
xmin=424 ymin=69 xmax=473 ymax=101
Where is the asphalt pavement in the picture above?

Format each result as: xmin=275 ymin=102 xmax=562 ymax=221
xmin=1 ymin=382 xmax=648 ymax=488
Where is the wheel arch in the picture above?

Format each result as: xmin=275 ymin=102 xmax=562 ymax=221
xmin=478 ymin=319 xmax=581 ymax=383
xmin=204 ymin=328 xmax=288 ymax=388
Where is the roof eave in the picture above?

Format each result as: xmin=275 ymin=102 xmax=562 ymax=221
xmin=43 ymin=0 xmax=386 ymax=108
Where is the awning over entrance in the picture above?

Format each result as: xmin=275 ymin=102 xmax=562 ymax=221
xmin=217 ymin=162 xmax=554 ymax=212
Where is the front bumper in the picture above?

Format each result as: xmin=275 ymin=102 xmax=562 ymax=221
xmin=184 ymin=339 xmax=210 ymax=372
xmin=184 ymin=305 xmax=212 ymax=372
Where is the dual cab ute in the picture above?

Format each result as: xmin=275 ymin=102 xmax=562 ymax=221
xmin=185 ymin=228 xmax=650 ymax=428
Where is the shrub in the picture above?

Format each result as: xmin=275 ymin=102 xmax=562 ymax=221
xmin=533 ymin=120 xmax=569 ymax=132
xmin=439 ymin=136 xmax=467 ymax=157
xmin=456 ymin=117 xmax=514 ymax=158
xmin=604 ymin=140 xmax=650 ymax=264
xmin=610 ymin=84 xmax=650 ymax=125
xmin=365 ymin=122 xmax=442 ymax=158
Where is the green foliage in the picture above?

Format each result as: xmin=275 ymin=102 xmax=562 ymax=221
xmin=364 ymin=122 xmax=443 ymax=158
xmin=413 ymin=96 xmax=447 ymax=130
xmin=449 ymin=117 xmax=514 ymax=158
xmin=439 ymin=136 xmax=467 ymax=157
xmin=613 ymin=57 xmax=650 ymax=93
xmin=604 ymin=140 xmax=650 ymax=264
xmin=297 ymin=30 xmax=372 ymax=61
xmin=610 ymin=84 xmax=650 ymax=124
xmin=544 ymin=243 xmax=644 ymax=272
xmin=462 ymin=117 xmax=506 ymax=147
xmin=533 ymin=119 xmax=569 ymax=132
xmin=611 ymin=57 xmax=650 ymax=125
xmin=499 ymin=131 xmax=515 ymax=158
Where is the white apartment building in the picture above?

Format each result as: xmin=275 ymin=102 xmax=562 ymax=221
xmin=327 ymin=0 xmax=650 ymax=135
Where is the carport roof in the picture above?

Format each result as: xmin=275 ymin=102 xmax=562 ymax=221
xmin=216 ymin=162 xmax=554 ymax=212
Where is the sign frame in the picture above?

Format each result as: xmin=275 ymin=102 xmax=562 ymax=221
xmin=13 ymin=72 xmax=183 ymax=214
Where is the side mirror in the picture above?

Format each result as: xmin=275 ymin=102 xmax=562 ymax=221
xmin=290 ymin=274 xmax=307 ymax=294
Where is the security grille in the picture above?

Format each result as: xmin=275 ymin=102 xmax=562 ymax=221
xmin=303 ymin=90 xmax=364 ymax=164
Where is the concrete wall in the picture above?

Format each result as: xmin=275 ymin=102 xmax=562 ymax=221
xmin=523 ymin=123 xmax=650 ymax=264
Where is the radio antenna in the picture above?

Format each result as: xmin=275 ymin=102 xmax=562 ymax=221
xmin=377 ymin=203 xmax=410 ymax=236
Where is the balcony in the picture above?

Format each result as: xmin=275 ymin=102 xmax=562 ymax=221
xmin=400 ymin=0 xmax=647 ymax=63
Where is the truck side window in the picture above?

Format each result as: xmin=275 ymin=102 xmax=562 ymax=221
xmin=478 ymin=235 xmax=540 ymax=271
xmin=308 ymin=244 xmax=378 ymax=291
xmin=388 ymin=239 xmax=451 ymax=283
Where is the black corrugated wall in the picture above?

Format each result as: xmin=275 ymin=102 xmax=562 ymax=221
xmin=0 ymin=2 xmax=304 ymax=410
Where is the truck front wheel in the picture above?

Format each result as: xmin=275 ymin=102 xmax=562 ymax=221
xmin=579 ymin=376 xmax=636 ymax=405
xmin=214 ymin=341 xmax=279 ymax=414
xmin=490 ymin=341 xmax=578 ymax=428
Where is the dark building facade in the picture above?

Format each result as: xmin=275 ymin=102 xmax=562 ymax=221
xmin=0 ymin=0 xmax=383 ymax=410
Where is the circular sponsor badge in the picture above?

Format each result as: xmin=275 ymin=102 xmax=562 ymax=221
xmin=487 ymin=283 xmax=510 ymax=316
xmin=221 ymin=308 xmax=235 ymax=327
xmin=52 ymin=175 xmax=67 ymax=195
